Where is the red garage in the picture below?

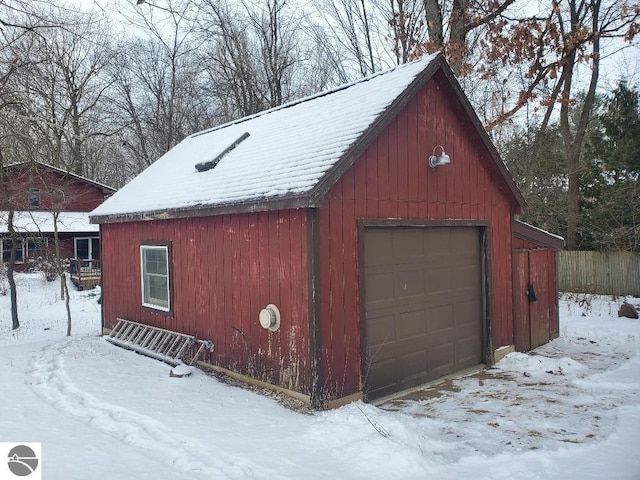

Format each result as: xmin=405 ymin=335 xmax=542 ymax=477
xmin=92 ymin=53 xmax=556 ymax=407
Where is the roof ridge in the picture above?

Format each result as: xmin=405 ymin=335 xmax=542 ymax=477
xmin=191 ymin=55 xmax=436 ymax=138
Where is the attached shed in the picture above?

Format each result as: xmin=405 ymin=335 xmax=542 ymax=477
xmin=512 ymin=221 xmax=564 ymax=352
xmin=92 ymin=53 xmax=540 ymax=406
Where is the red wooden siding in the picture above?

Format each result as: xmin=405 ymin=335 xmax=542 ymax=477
xmin=4 ymin=165 xmax=109 ymax=212
xmin=317 ymin=73 xmax=516 ymax=399
xmin=514 ymin=250 xmax=530 ymax=350
xmin=100 ymin=210 xmax=311 ymax=394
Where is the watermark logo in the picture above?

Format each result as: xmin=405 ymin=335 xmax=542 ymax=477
xmin=0 ymin=444 xmax=41 ymax=480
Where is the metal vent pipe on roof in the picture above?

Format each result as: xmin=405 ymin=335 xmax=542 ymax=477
xmin=195 ymin=132 xmax=251 ymax=172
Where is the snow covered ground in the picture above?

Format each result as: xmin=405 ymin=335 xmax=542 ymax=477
xmin=1 ymin=273 xmax=639 ymax=479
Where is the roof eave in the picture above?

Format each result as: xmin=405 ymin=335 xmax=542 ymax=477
xmin=513 ymin=220 xmax=565 ymax=250
xmin=91 ymin=194 xmax=313 ymax=224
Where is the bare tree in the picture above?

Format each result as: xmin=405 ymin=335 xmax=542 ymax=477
xmin=246 ymin=0 xmax=297 ymax=108
xmin=313 ymin=0 xmax=384 ymax=77
xmin=0 ymin=0 xmax=46 ymax=331
xmin=0 ymin=152 xmax=20 ymax=330
xmin=199 ymin=0 xmax=305 ymax=118
xmin=387 ymin=0 xmax=427 ymax=65
xmin=106 ymin=0 xmax=215 ymax=175
xmin=14 ymin=7 xmax=114 ymax=178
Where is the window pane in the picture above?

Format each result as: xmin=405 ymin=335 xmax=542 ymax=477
xmin=146 ymin=275 xmax=168 ymax=307
xmin=27 ymin=237 xmax=48 ymax=258
xmin=75 ymin=238 xmax=89 ymax=259
xmin=145 ymin=249 xmax=167 ymax=274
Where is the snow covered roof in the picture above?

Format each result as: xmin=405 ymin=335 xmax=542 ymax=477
xmin=91 ymin=53 xmax=524 ymax=223
xmin=0 ymin=211 xmax=99 ymax=234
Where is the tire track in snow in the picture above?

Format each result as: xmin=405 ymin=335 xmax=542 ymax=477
xmin=29 ymin=339 xmax=273 ymax=479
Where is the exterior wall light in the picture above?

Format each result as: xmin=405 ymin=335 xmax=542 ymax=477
xmin=428 ymin=145 xmax=451 ymax=168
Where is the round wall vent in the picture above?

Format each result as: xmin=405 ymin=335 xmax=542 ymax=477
xmin=259 ymin=304 xmax=281 ymax=332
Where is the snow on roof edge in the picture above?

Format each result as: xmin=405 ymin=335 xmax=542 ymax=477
xmin=516 ymin=220 xmax=564 ymax=242
xmin=90 ymin=192 xmax=310 ymax=224
xmin=514 ymin=220 xmax=564 ymax=251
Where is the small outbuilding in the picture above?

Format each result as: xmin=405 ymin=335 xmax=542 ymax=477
xmin=91 ymin=53 xmax=556 ymax=407
xmin=512 ymin=220 xmax=564 ymax=351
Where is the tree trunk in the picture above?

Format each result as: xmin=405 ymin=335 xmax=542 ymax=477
xmin=63 ymin=274 xmax=72 ymax=337
xmin=7 ymin=210 xmax=20 ymax=330
xmin=53 ymin=212 xmax=72 ymax=335
xmin=1 ymin=152 xmax=20 ymax=330
xmin=558 ymin=0 xmax=601 ymax=250
xmin=566 ymin=147 xmax=580 ymax=249
xmin=424 ymin=0 xmax=444 ymax=48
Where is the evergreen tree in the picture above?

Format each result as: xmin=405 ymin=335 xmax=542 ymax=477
xmin=587 ymin=81 xmax=640 ymax=252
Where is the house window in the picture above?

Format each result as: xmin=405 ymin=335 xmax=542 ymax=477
xmin=140 ymin=244 xmax=170 ymax=312
xmin=29 ymin=188 xmax=41 ymax=208
xmin=26 ymin=237 xmax=49 ymax=260
xmin=1 ymin=238 xmax=24 ymax=264
xmin=74 ymin=237 xmax=100 ymax=260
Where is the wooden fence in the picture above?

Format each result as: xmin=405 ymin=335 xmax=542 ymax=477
xmin=557 ymin=251 xmax=640 ymax=296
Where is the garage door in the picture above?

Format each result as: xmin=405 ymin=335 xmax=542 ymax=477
xmin=363 ymin=227 xmax=483 ymax=400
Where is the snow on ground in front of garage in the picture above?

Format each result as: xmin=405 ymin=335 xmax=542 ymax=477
xmin=1 ymin=273 xmax=639 ymax=480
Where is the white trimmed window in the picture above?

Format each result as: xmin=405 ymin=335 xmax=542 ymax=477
xmin=140 ymin=244 xmax=170 ymax=312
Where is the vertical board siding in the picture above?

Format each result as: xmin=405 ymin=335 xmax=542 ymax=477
xmin=514 ymin=251 xmax=530 ymax=351
xmin=529 ymin=250 xmax=552 ymax=349
xmin=318 ymin=76 xmax=517 ymax=399
xmin=558 ymin=250 xmax=640 ymax=296
xmin=101 ymin=210 xmax=310 ymax=394
xmin=513 ymin=236 xmax=560 ymax=351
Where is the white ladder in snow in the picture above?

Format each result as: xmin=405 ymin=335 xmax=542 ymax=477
xmin=106 ymin=318 xmax=213 ymax=366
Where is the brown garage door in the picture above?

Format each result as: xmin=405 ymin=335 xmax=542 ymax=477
xmin=363 ymin=227 xmax=483 ymax=400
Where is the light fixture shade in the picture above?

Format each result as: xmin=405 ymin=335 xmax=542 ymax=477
xmin=428 ymin=146 xmax=451 ymax=168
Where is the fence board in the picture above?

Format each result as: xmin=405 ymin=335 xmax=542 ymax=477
xmin=558 ymin=251 xmax=640 ymax=296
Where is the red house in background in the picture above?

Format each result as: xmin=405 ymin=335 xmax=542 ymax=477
xmin=92 ymin=54 xmax=561 ymax=407
xmin=1 ymin=161 xmax=115 ymax=286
